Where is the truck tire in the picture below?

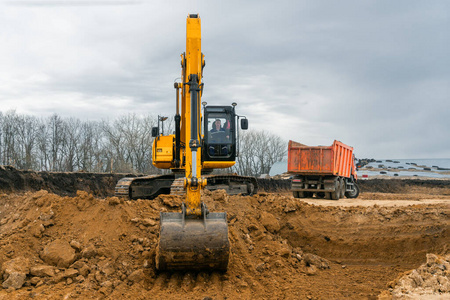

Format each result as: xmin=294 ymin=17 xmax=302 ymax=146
xmin=330 ymin=179 xmax=340 ymax=200
xmin=330 ymin=191 xmax=339 ymax=200
xmin=293 ymin=191 xmax=304 ymax=198
xmin=247 ymin=182 xmax=255 ymax=195
xmin=339 ymin=178 xmax=345 ymax=198
xmin=345 ymin=183 xmax=360 ymax=198
xmin=304 ymin=192 xmax=313 ymax=198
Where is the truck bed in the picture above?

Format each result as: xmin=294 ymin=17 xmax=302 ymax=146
xmin=287 ymin=140 xmax=354 ymax=178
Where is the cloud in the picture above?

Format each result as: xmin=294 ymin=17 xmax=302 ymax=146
xmin=0 ymin=0 xmax=448 ymax=159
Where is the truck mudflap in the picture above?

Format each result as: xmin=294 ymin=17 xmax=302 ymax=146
xmin=156 ymin=203 xmax=230 ymax=271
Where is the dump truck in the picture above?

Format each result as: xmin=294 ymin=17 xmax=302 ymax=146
xmin=288 ymin=140 xmax=359 ymax=200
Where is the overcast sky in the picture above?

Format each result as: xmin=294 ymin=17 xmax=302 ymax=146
xmin=0 ymin=0 xmax=448 ymax=159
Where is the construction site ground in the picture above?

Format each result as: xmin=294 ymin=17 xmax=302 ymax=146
xmin=0 ymin=168 xmax=449 ymax=299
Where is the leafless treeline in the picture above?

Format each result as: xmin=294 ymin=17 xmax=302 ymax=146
xmin=0 ymin=110 xmax=286 ymax=176
xmin=235 ymin=130 xmax=287 ymax=176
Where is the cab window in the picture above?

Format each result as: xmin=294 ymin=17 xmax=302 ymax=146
xmin=205 ymin=112 xmax=233 ymax=157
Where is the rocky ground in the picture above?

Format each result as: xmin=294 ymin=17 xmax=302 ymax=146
xmin=0 ymin=167 xmax=449 ymax=299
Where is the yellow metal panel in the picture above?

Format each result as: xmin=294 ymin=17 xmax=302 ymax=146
xmin=153 ymin=135 xmax=174 ymax=165
xmin=153 ymin=162 xmax=173 ymax=169
xmin=203 ymin=161 xmax=236 ymax=169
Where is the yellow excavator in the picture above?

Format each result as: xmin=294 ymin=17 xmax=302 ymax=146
xmin=115 ymin=14 xmax=256 ymax=271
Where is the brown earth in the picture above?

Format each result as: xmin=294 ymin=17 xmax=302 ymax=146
xmin=0 ymin=168 xmax=449 ymax=299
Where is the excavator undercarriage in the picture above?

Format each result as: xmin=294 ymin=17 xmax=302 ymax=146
xmin=115 ymin=174 xmax=257 ymax=200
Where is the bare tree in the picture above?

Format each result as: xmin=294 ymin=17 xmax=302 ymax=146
xmin=1 ymin=110 xmax=19 ymax=166
xmin=132 ymin=115 xmax=156 ymax=173
xmin=62 ymin=118 xmax=81 ymax=172
xmin=104 ymin=113 xmax=158 ymax=173
xmin=101 ymin=113 xmax=157 ymax=173
xmin=76 ymin=120 xmax=103 ymax=172
xmin=15 ymin=115 xmax=39 ymax=170
xmin=36 ymin=120 xmax=49 ymax=171
xmin=234 ymin=129 xmax=287 ymax=177
xmin=48 ymin=114 xmax=67 ymax=171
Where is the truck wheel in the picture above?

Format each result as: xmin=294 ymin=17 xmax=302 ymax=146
xmin=246 ymin=183 xmax=255 ymax=195
xmin=293 ymin=191 xmax=303 ymax=198
xmin=345 ymin=183 xmax=360 ymax=198
xmin=330 ymin=180 xmax=340 ymax=200
xmin=339 ymin=178 xmax=345 ymax=198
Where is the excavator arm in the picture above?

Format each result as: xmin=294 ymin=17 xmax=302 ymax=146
xmin=180 ymin=14 xmax=206 ymax=216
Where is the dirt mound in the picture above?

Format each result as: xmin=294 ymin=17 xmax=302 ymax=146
xmin=379 ymin=253 xmax=450 ymax=299
xmin=0 ymin=188 xmax=448 ymax=299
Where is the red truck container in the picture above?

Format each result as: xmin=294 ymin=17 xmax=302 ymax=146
xmin=288 ymin=140 xmax=359 ymax=200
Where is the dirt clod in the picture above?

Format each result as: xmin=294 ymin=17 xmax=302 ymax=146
xmin=30 ymin=265 xmax=55 ymax=277
xmin=81 ymin=244 xmax=97 ymax=259
xmin=259 ymin=211 xmax=280 ymax=233
xmin=2 ymin=272 xmax=26 ymax=289
xmin=40 ymin=239 xmax=76 ymax=268
xmin=303 ymin=253 xmax=330 ymax=269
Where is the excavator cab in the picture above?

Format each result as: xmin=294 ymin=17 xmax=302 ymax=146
xmin=203 ymin=106 xmax=236 ymax=160
xmin=203 ymin=105 xmax=248 ymax=161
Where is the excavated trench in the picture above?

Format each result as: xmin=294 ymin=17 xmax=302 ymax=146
xmin=279 ymin=202 xmax=449 ymax=266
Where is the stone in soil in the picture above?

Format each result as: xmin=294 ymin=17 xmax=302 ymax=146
xmin=40 ymin=239 xmax=77 ymax=268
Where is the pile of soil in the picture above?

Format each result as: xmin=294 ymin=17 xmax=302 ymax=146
xmin=0 ymin=186 xmax=448 ymax=299
xmin=379 ymin=253 xmax=450 ymax=299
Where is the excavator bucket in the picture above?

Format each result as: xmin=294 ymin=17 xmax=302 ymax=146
xmin=156 ymin=209 xmax=230 ymax=271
